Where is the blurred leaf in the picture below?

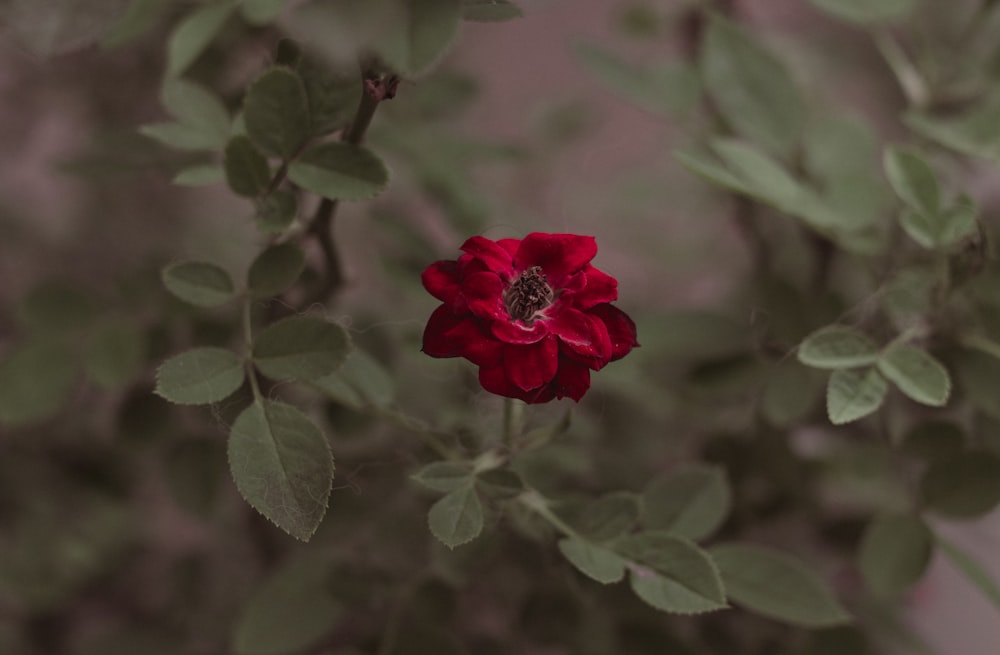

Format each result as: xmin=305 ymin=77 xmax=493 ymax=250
xmin=762 ymin=358 xmax=824 ymax=426
xmin=900 ymin=420 xmax=965 ymax=460
xmin=247 ymin=244 xmax=305 ymax=299
xmin=710 ymin=543 xmax=850 ymax=627
xmin=160 ymin=78 xmax=230 ymax=147
xmin=826 ymin=368 xmax=888 ymax=425
xmin=288 ymin=143 xmax=389 ymax=200
xmin=166 ymin=1 xmax=236 ymax=77
xmin=155 ymin=347 xmax=244 ymax=405
xmin=252 ymin=316 xmax=351 ymax=381
xmin=173 ymin=163 xmax=225 ymax=186
xmin=798 ymin=325 xmax=880 ymax=369
xmin=616 ymin=532 xmax=726 ymax=614
xmin=233 ymin=554 xmax=343 ymax=655
xmin=884 ymin=145 xmax=940 ymax=216
xmin=575 ymin=43 xmax=701 ymax=117
xmin=920 ymin=451 xmax=1000 ymax=518
xmin=0 ymin=339 xmax=77 ymax=427
xmin=700 ymin=13 xmax=804 ymax=157
xmin=244 ymin=67 xmax=311 ymax=159
xmin=311 ymin=348 xmax=395 ymax=410
xmin=462 ymin=0 xmax=522 ymax=21
xmin=519 ymin=409 xmax=572 ymax=451
xmin=228 ymin=400 xmax=334 ymax=541
xmin=804 ymin=115 xmax=886 ymax=227
xmin=643 ymin=464 xmax=730 ymax=541
xmin=298 ymin=60 xmax=360 ymax=137
xmin=558 ymin=538 xmax=626 ymax=584
xmin=710 ymin=138 xmax=802 ymax=204
xmin=241 ymin=0 xmax=286 ymax=25
xmin=411 ymin=462 xmax=474 ymax=492
xmin=428 ymin=480 xmax=483 ymax=548
xmin=86 ymin=320 xmax=146 ymax=389
xmin=165 ymin=438 xmax=226 ymax=516
xmin=17 ymin=279 xmax=98 ymax=332
xmin=256 ymin=190 xmax=298 ymax=233
xmin=858 ymin=513 xmax=933 ymax=595
xmin=161 ymin=260 xmax=235 ymax=307
xmin=936 ymin=533 xmax=1000 ymax=608
xmin=877 ymin=343 xmax=950 ymax=407
xmin=559 ymin=492 xmax=641 ymax=543
xmin=806 ymin=0 xmax=917 ymax=23
xmin=882 ymin=268 xmax=934 ymax=331
xmin=225 ymin=136 xmax=271 ymax=197
xmin=140 ymin=121 xmax=226 ymax=151
xmin=906 ymin=92 xmax=1000 ymax=161
xmin=378 ymin=0 xmax=462 ymax=76
xmin=952 ymin=347 xmax=1000 ymax=419
xmin=103 ymin=0 xmax=170 ymax=48
xmin=900 ymin=200 xmax=978 ymax=250
xmin=476 ymin=469 xmax=524 ymax=499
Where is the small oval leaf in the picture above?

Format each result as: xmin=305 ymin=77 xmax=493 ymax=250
xmin=166 ymin=2 xmax=236 ymax=77
xmin=558 ymin=538 xmax=626 ymax=584
xmin=826 ymin=368 xmax=888 ymax=425
xmin=247 ymin=244 xmax=305 ymax=299
xmin=252 ymin=317 xmax=351 ymax=381
xmin=798 ymin=325 xmax=880 ymax=369
xmin=225 ymin=136 xmax=271 ymax=197
xmin=287 ymin=142 xmax=389 ymax=201
xmin=244 ymin=67 xmax=311 ymax=159
xmin=161 ymin=261 xmax=235 ymax=308
xmin=877 ymin=343 xmax=951 ymax=406
xmin=859 ymin=513 xmax=933 ymax=596
xmin=643 ymin=464 xmax=731 ymax=541
xmin=616 ymin=532 xmax=727 ymax=615
xmin=884 ymin=146 xmax=940 ymax=216
xmin=155 ymin=347 xmax=245 ymax=405
xmin=411 ymin=462 xmax=474 ymax=492
xmin=427 ymin=481 xmax=483 ymax=548
xmin=921 ymin=451 xmax=1000 ymax=518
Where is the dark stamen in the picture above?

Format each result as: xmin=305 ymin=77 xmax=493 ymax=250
xmin=504 ymin=266 xmax=554 ymax=323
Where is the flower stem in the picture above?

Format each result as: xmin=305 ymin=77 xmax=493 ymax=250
xmin=518 ymin=488 xmax=581 ymax=540
xmin=242 ymin=297 xmax=263 ymax=403
xmin=502 ymin=397 xmax=523 ymax=444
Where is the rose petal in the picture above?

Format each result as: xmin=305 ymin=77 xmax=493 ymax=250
xmin=504 ymin=337 xmax=559 ymax=391
xmin=422 ymin=305 xmax=502 ymax=366
xmin=421 ymin=260 xmax=462 ymax=305
xmin=491 ymin=317 xmax=549 ymax=344
xmin=461 ymin=271 xmax=506 ymax=320
xmin=497 ymin=238 xmax=521 ymax=258
xmin=546 ymin=306 xmax=612 ymax=366
xmin=591 ymin=304 xmax=639 ymax=361
xmin=570 ymin=266 xmax=618 ymax=308
xmin=514 ymin=233 xmax=597 ymax=277
xmin=553 ymin=358 xmax=590 ymax=401
xmin=479 ymin=363 xmax=555 ymax=403
xmin=461 ymin=236 xmax=515 ymax=275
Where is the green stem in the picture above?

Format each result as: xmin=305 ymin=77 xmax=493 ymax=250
xmin=875 ymin=30 xmax=930 ymax=109
xmin=517 ymin=488 xmax=581 ymax=540
xmin=242 ymin=297 xmax=263 ymax=402
xmin=502 ymin=397 xmax=523 ymax=444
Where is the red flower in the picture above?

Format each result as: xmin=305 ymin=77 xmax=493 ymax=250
xmin=421 ymin=233 xmax=638 ymax=403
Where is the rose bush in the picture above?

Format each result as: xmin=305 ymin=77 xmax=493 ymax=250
xmin=421 ymin=232 xmax=638 ymax=403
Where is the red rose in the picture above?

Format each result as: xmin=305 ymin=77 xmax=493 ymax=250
xmin=421 ymin=232 xmax=638 ymax=403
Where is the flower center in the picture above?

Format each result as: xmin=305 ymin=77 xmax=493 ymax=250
xmin=504 ymin=266 xmax=554 ymax=323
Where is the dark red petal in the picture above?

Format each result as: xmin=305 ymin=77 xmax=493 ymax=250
xmin=491 ymin=317 xmax=549 ymax=344
xmin=497 ymin=238 xmax=520 ymax=258
xmin=591 ymin=304 xmax=639 ymax=361
xmin=461 ymin=271 xmax=506 ymax=320
xmin=504 ymin=337 xmax=559 ymax=391
xmin=553 ymin=358 xmax=590 ymax=401
xmin=422 ymin=306 xmax=502 ymax=366
xmin=514 ymin=233 xmax=597 ymax=277
xmin=547 ymin=306 xmax=612 ymax=365
xmin=460 ymin=236 xmax=515 ymax=274
xmin=421 ymin=260 xmax=462 ymax=304
xmin=571 ymin=266 xmax=618 ymax=308
xmin=478 ymin=363 xmax=555 ymax=403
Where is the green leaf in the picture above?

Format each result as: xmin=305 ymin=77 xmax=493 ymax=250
xmin=900 ymin=200 xmax=978 ymax=250
xmin=643 ymin=464 xmax=731 ymax=541
xmin=154 ymin=347 xmax=245 ymax=405
xmin=17 ymin=280 xmax=98 ymax=332
xmin=228 ymin=400 xmax=334 ymax=541
xmin=557 ymin=538 xmax=626 ymax=584
xmin=241 ymin=0 xmax=287 ymax=25
xmin=243 ymin=67 xmax=311 ymax=159
xmin=906 ymin=92 xmax=1000 ymax=161
xmin=310 ymin=348 xmax=395 ymax=410
xmin=953 ymin=347 xmax=1000 ymax=419
xmin=225 ymin=136 xmax=271 ymax=197
xmin=160 ymin=78 xmax=230 ymax=147
xmin=826 ymin=368 xmax=888 ymax=425
xmin=575 ymin=43 xmax=701 ymax=117
xmin=558 ymin=492 xmax=641 ymax=543
xmin=858 ymin=513 xmax=933 ymax=595
xmin=102 ymin=0 xmax=171 ymax=49
xmin=798 ymin=325 xmax=880 ymax=369
xmin=806 ymin=0 xmax=918 ymax=24
xmin=378 ymin=0 xmax=462 ymax=76
xmin=920 ymin=451 xmax=1000 ymax=518
xmin=232 ymin=555 xmax=343 ymax=655
xmin=519 ymin=409 xmax=572 ymax=451
xmin=298 ymin=61 xmax=361 ymax=138
xmin=252 ymin=316 xmax=351 ymax=381
xmin=710 ymin=543 xmax=850 ymax=628
xmin=86 ymin=320 xmax=146 ymax=389
xmin=462 ymin=0 xmax=523 ymax=21
xmin=427 ymin=480 xmax=483 ymax=548
xmin=166 ymin=1 xmax=236 ymax=77
xmin=936 ymin=534 xmax=1000 ymax=608
xmin=247 ymin=244 xmax=305 ymax=299
xmin=616 ymin=532 xmax=727 ymax=614
xmin=161 ymin=261 xmax=235 ymax=307
xmin=762 ymin=358 xmax=824 ymax=426
xmin=475 ymin=469 xmax=524 ymax=499
xmin=255 ymin=190 xmax=297 ymax=233
xmin=700 ymin=13 xmax=804 ymax=157
xmin=884 ymin=145 xmax=941 ymax=216
xmin=173 ymin=164 xmax=225 ymax=187
xmin=900 ymin=420 xmax=965 ymax=461
xmin=0 ymin=339 xmax=77 ymax=427
xmin=710 ymin=138 xmax=803 ymax=205
xmin=877 ymin=343 xmax=950 ymax=407
xmin=411 ymin=462 xmax=474 ymax=492
xmin=287 ymin=143 xmax=389 ymax=201
xmin=139 ymin=122 xmax=224 ymax=151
